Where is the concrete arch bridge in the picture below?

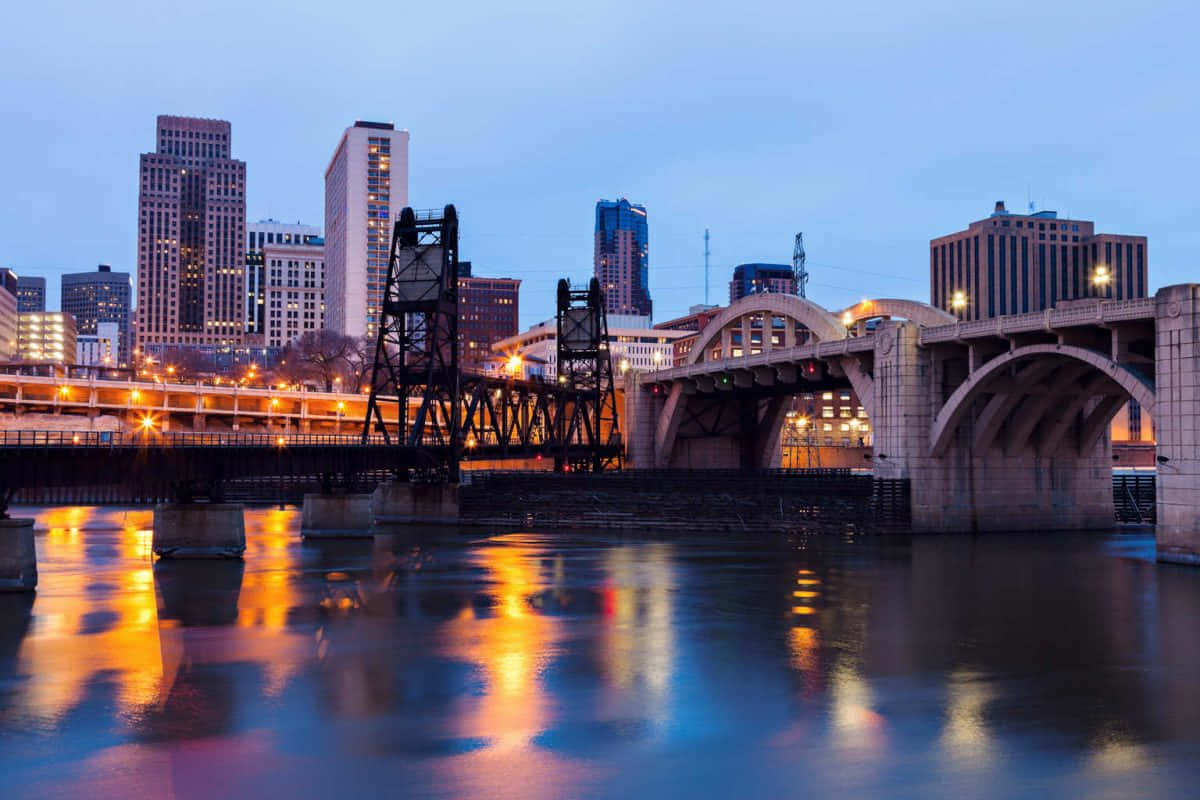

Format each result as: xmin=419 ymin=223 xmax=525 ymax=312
xmin=626 ymin=285 xmax=1200 ymax=563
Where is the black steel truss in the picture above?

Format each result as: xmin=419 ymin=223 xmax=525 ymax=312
xmin=555 ymin=278 xmax=622 ymax=472
xmin=362 ymin=209 xmax=623 ymax=479
xmin=363 ymin=206 xmax=462 ymax=478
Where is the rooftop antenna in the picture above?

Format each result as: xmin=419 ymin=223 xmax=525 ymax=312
xmin=704 ymin=228 xmax=711 ymax=306
xmin=793 ymin=233 xmax=808 ymax=298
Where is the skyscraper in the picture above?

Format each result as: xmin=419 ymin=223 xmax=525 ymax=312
xmin=135 ymin=115 xmax=246 ymax=356
xmin=61 ymin=264 xmax=132 ymax=364
xmin=245 ymin=220 xmax=321 ymax=343
xmin=15 ymin=276 xmax=45 ymax=312
xmin=323 ymin=121 xmax=410 ymax=338
xmin=594 ymin=198 xmax=651 ymax=319
xmin=930 ymin=201 xmax=1148 ymax=320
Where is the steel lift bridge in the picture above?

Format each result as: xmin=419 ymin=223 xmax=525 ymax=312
xmin=362 ymin=205 xmax=622 ymax=481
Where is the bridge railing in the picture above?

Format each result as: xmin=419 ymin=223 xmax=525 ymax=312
xmin=0 ymin=430 xmax=395 ymax=448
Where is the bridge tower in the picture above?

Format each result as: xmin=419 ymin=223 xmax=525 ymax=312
xmin=362 ymin=205 xmax=462 ymax=480
xmin=556 ymin=277 xmax=622 ymax=472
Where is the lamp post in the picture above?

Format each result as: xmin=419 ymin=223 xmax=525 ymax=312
xmin=950 ymin=290 xmax=967 ymax=318
xmin=1091 ymin=264 xmax=1112 ymax=298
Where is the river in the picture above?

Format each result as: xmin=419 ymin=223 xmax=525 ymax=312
xmin=1 ymin=506 xmax=1198 ymax=798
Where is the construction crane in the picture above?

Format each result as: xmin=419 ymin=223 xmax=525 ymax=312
xmin=793 ymin=233 xmax=808 ymax=298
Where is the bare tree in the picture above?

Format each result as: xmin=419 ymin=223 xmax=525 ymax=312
xmin=281 ymin=330 xmax=357 ymax=392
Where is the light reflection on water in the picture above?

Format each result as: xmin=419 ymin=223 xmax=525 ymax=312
xmin=0 ymin=509 xmax=1199 ymax=798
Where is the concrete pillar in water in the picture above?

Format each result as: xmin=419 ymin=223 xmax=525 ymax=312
xmin=371 ymin=482 xmax=459 ymax=525
xmin=152 ymin=504 xmax=246 ymax=559
xmin=301 ymin=493 xmax=374 ymax=538
xmin=1155 ymin=284 xmax=1200 ymax=565
xmin=0 ymin=518 xmax=37 ymax=592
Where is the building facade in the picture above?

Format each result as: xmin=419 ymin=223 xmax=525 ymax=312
xmin=15 ymin=276 xmax=45 ymax=313
xmin=930 ymin=201 xmax=1148 ymax=320
xmin=729 ymin=263 xmax=796 ymax=303
xmin=594 ymin=198 xmax=651 ymax=318
xmin=18 ymin=311 xmax=77 ymax=365
xmin=245 ymin=220 xmax=322 ymax=343
xmin=136 ymin=115 xmax=247 ymax=355
xmin=654 ymin=304 xmax=724 ymax=366
xmin=323 ymin=121 xmax=410 ymax=339
xmin=76 ymin=321 xmax=120 ymax=366
xmin=491 ymin=318 xmax=689 ymax=383
xmin=0 ymin=270 xmax=17 ymax=361
xmin=262 ymin=241 xmax=325 ymax=348
xmin=61 ymin=264 xmax=132 ymax=365
xmin=457 ymin=261 xmax=520 ymax=367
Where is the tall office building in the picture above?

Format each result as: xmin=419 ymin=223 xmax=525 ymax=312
xmin=457 ymin=261 xmax=520 ymax=366
xmin=61 ymin=264 xmax=132 ymax=364
xmin=135 ymin=115 xmax=246 ymax=355
xmin=594 ymin=198 xmax=651 ymax=319
xmin=323 ymin=121 xmax=410 ymax=338
xmin=246 ymin=220 xmax=321 ymax=343
xmin=930 ymin=201 xmax=1148 ymax=320
xmin=262 ymin=240 xmax=325 ymax=348
xmin=15 ymin=276 xmax=45 ymax=312
xmin=729 ymin=263 xmax=796 ymax=303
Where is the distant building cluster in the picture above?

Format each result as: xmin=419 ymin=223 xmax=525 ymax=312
xmin=0 ymin=110 xmax=1152 ymax=466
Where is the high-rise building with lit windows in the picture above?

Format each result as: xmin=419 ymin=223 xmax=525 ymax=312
xmin=594 ymin=198 xmax=651 ymax=319
xmin=323 ymin=121 xmax=410 ymax=339
xmin=930 ymin=201 xmax=1148 ymax=320
xmin=61 ymin=264 xmax=132 ymax=365
xmin=15 ymin=276 xmax=45 ymax=312
xmin=135 ymin=115 xmax=246 ymax=356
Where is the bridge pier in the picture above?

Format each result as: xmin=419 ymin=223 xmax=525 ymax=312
xmin=152 ymin=504 xmax=246 ymax=559
xmin=301 ymin=493 xmax=373 ymax=538
xmin=1154 ymin=284 xmax=1200 ymax=564
xmin=0 ymin=518 xmax=37 ymax=592
xmin=875 ymin=321 xmax=1116 ymax=532
xmin=371 ymin=481 xmax=459 ymax=525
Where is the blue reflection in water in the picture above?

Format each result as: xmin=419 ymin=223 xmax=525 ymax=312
xmin=0 ymin=509 xmax=1198 ymax=798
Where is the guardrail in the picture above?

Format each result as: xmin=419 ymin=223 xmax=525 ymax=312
xmin=0 ymin=430 xmax=394 ymax=447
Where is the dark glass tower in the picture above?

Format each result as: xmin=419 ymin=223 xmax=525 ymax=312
xmin=593 ymin=198 xmax=650 ymax=318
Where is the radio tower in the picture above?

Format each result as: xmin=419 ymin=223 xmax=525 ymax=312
xmin=704 ymin=227 xmax=711 ymax=306
xmin=793 ymin=232 xmax=808 ymax=298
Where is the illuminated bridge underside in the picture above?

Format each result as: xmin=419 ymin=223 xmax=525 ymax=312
xmin=630 ymin=286 xmax=1200 ymax=562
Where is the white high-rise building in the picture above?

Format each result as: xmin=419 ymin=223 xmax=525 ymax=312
xmin=323 ymin=121 xmax=410 ymax=339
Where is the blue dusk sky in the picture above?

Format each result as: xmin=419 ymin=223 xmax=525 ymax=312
xmin=1 ymin=0 xmax=1196 ymax=326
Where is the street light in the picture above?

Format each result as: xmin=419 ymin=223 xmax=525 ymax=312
xmin=506 ymin=354 xmax=523 ymax=377
xmin=1092 ymin=264 xmax=1112 ymax=296
xmin=619 ymin=358 xmax=630 ymax=375
xmin=951 ymin=291 xmax=967 ymax=314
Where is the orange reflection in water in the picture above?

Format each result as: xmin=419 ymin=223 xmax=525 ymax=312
xmin=443 ymin=535 xmax=557 ymax=749
xmin=16 ymin=507 xmax=163 ymax=723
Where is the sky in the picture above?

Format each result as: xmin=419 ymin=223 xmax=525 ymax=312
xmin=1 ymin=0 xmax=1197 ymax=328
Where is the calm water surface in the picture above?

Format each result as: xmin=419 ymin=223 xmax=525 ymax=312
xmin=1 ymin=506 xmax=1199 ymax=798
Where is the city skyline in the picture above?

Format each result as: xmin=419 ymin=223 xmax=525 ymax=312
xmin=1 ymin=2 xmax=1195 ymax=329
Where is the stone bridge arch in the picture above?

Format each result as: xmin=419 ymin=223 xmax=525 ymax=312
xmin=685 ymin=293 xmax=846 ymax=364
xmin=837 ymin=298 xmax=956 ymax=329
xmin=929 ymin=344 xmax=1156 ymax=459
xmin=652 ymin=294 xmax=873 ymax=468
